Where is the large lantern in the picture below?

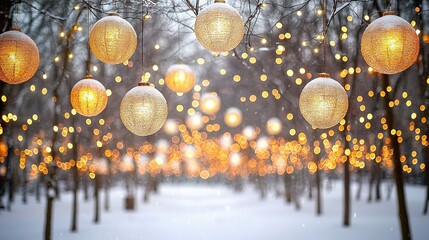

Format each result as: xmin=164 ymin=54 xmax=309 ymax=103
xmin=163 ymin=119 xmax=179 ymax=135
xmin=165 ymin=64 xmax=196 ymax=93
xmin=0 ymin=29 xmax=39 ymax=84
xmin=299 ymin=73 xmax=348 ymax=129
xmin=224 ymin=107 xmax=242 ymax=128
xmin=266 ymin=117 xmax=282 ymax=135
xmin=89 ymin=13 xmax=137 ymax=64
xmin=194 ymin=0 xmax=245 ymax=52
xmin=361 ymin=12 xmax=419 ymax=74
xmin=120 ymin=82 xmax=168 ymax=136
xmin=199 ymin=92 xmax=221 ymax=115
xmin=70 ymin=76 xmax=108 ymax=117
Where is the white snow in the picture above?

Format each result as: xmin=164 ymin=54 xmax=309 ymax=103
xmin=0 ymin=181 xmax=428 ymax=240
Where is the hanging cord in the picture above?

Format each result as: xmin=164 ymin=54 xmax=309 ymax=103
xmin=322 ymin=0 xmax=327 ymax=73
xmin=86 ymin=2 xmax=91 ymax=76
xmin=141 ymin=4 xmax=146 ymax=81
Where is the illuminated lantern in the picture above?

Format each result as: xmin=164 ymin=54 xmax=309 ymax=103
xmin=361 ymin=12 xmax=419 ymax=74
xmin=165 ymin=64 xmax=196 ymax=93
xmin=89 ymin=13 xmax=137 ymax=64
xmin=163 ymin=119 xmax=179 ymax=135
xmin=299 ymin=73 xmax=348 ymax=129
xmin=266 ymin=117 xmax=282 ymax=135
xmin=194 ymin=0 xmax=244 ymax=52
xmin=70 ymin=76 xmax=108 ymax=117
xmin=224 ymin=107 xmax=242 ymax=127
xmin=120 ymin=82 xmax=168 ymax=136
xmin=242 ymin=126 xmax=257 ymax=141
xmin=0 ymin=29 xmax=39 ymax=84
xmin=186 ymin=112 xmax=204 ymax=130
xmin=199 ymin=92 xmax=221 ymax=115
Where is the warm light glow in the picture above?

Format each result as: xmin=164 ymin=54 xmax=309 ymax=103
xmin=266 ymin=117 xmax=282 ymax=135
xmin=199 ymin=92 xmax=221 ymax=115
xmin=165 ymin=64 xmax=196 ymax=93
xmin=163 ymin=118 xmax=179 ymax=135
xmin=224 ymin=107 xmax=242 ymax=128
xmin=0 ymin=30 xmax=40 ymax=84
xmin=186 ymin=112 xmax=204 ymax=130
xmin=70 ymin=76 xmax=108 ymax=117
xmin=361 ymin=13 xmax=419 ymax=74
xmin=89 ymin=13 xmax=137 ymax=64
xmin=194 ymin=1 xmax=244 ymax=52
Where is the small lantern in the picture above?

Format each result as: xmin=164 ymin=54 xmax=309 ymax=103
xmin=70 ymin=76 xmax=108 ymax=117
xmin=266 ymin=117 xmax=282 ymax=135
xmin=89 ymin=13 xmax=137 ymax=64
xmin=299 ymin=73 xmax=348 ymax=129
xmin=199 ymin=92 xmax=221 ymax=115
xmin=194 ymin=0 xmax=245 ymax=52
xmin=120 ymin=82 xmax=168 ymax=136
xmin=361 ymin=12 xmax=419 ymax=74
xmin=165 ymin=64 xmax=196 ymax=93
xmin=224 ymin=107 xmax=242 ymax=128
xmin=0 ymin=29 xmax=39 ymax=84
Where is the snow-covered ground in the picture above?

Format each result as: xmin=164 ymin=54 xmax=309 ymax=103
xmin=0 ymin=181 xmax=428 ymax=240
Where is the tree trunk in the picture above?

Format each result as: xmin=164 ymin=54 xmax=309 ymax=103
xmin=308 ymin=173 xmax=313 ymax=200
xmin=104 ymin=181 xmax=110 ymax=211
xmin=44 ymin=180 xmax=55 ymax=240
xmin=356 ymin=171 xmax=363 ymax=201
xmin=284 ymin=173 xmax=292 ymax=203
xmin=375 ymin=167 xmax=382 ymax=202
xmin=316 ymin=160 xmax=322 ymax=215
xmin=343 ymin=158 xmax=350 ymax=226
xmin=70 ymin=162 xmax=78 ymax=232
xmin=382 ymin=74 xmax=411 ymax=240
xmin=93 ymin=175 xmax=100 ymax=223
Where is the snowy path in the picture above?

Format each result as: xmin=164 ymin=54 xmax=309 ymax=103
xmin=0 ymin=182 xmax=428 ymax=240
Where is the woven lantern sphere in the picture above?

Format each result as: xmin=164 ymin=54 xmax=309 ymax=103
xmin=199 ymin=92 xmax=221 ymax=115
xmin=194 ymin=0 xmax=245 ymax=52
xmin=70 ymin=76 xmax=108 ymax=117
xmin=120 ymin=83 xmax=168 ymax=136
xmin=361 ymin=12 xmax=419 ymax=74
xmin=224 ymin=107 xmax=242 ymax=128
xmin=266 ymin=117 xmax=282 ymax=136
xmin=165 ymin=64 xmax=196 ymax=93
xmin=89 ymin=13 xmax=137 ymax=64
xmin=299 ymin=73 xmax=348 ymax=129
xmin=0 ymin=30 xmax=39 ymax=84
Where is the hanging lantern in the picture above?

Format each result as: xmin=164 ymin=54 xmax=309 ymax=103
xmin=70 ymin=76 xmax=108 ymax=117
xmin=199 ymin=92 xmax=221 ymax=115
xmin=194 ymin=0 xmax=245 ymax=52
xmin=266 ymin=117 xmax=282 ymax=135
xmin=186 ymin=112 xmax=204 ymax=130
xmin=361 ymin=12 xmax=419 ymax=74
xmin=163 ymin=118 xmax=179 ymax=135
xmin=89 ymin=13 xmax=137 ymax=64
xmin=224 ymin=107 xmax=242 ymax=128
xmin=299 ymin=73 xmax=348 ymax=129
xmin=165 ymin=64 xmax=196 ymax=93
xmin=120 ymin=82 xmax=168 ymax=136
xmin=0 ymin=29 xmax=39 ymax=84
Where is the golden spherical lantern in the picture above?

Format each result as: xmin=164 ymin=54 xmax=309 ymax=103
xmin=194 ymin=0 xmax=245 ymax=52
xmin=186 ymin=112 xmax=204 ymax=130
xmin=199 ymin=92 xmax=221 ymax=115
xmin=299 ymin=73 xmax=348 ymax=129
xmin=165 ymin=64 xmax=196 ymax=93
xmin=361 ymin=12 xmax=419 ymax=74
xmin=266 ymin=117 xmax=282 ymax=135
xmin=120 ymin=83 xmax=168 ymax=136
xmin=0 ymin=29 xmax=39 ymax=84
xmin=224 ymin=107 xmax=242 ymax=128
xmin=163 ymin=118 xmax=179 ymax=135
xmin=70 ymin=76 xmax=108 ymax=117
xmin=89 ymin=13 xmax=137 ymax=64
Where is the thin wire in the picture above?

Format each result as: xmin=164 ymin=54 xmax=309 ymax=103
xmin=141 ymin=3 xmax=145 ymax=80
xmin=322 ymin=0 xmax=327 ymax=73
xmin=86 ymin=2 xmax=92 ymax=76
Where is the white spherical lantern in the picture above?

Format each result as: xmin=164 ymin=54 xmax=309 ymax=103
xmin=199 ymin=92 xmax=221 ymax=115
xmin=266 ymin=117 xmax=282 ymax=135
xmin=0 ymin=29 xmax=39 ymax=84
xmin=194 ymin=0 xmax=245 ymax=52
xmin=165 ymin=64 xmax=196 ymax=93
xmin=120 ymin=82 xmax=168 ymax=136
xmin=163 ymin=118 xmax=179 ymax=135
xmin=361 ymin=12 xmax=419 ymax=74
xmin=299 ymin=73 xmax=348 ymax=129
xmin=70 ymin=76 xmax=108 ymax=117
xmin=186 ymin=112 xmax=204 ymax=130
xmin=224 ymin=107 xmax=242 ymax=128
xmin=89 ymin=13 xmax=137 ymax=64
